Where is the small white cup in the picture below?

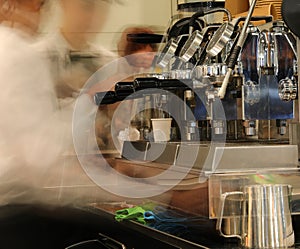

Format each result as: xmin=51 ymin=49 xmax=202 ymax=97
xmin=151 ymin=118 xmax=172 ymax=142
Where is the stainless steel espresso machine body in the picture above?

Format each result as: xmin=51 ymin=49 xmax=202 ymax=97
xmin=154 ymin=19 xmax=297 ymax=142
xmin=94 ymin=1 xmax=300 ymax=247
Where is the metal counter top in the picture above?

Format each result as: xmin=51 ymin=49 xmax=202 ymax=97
xmin=85 ymin=203 xmax=300 ymax=249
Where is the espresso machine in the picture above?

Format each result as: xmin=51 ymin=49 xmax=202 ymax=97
xmin=93 ymin=0 xmax=300 ymax=247
xmin=97 ymin=7 xmax=297 ymax=143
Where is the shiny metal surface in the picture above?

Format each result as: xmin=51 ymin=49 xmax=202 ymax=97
xmin=258 ymin=31 xmax=277 ymax=72
xmin=121 ymin=141 xmax=299 ymax=174
xmin=206 ymin=22 xmax=234 ymax=58
xmin=169 ymin=69 xmax=192 ymax=79
xmin=245 ymin=184 xmax=295 ymax=248
xmin=243 ymin=74 xmax=294 ymax=120
xmin=157 ymin=38 xmax=179 ymax=68
xmin=241 ymin=22 xmax=296 ymax=121
xmin=290 ymin=123 xmax=300 ymax=158
xmin=177 ymin=0 xmax=208 ymax=4
xmin=179 ymin=30 xmax=204 ymax=63
xmin=217 ymin=184 xmax=295 ymax=249
xmin=194 ymin=63 xmax=227 ymax=79
xmin=240 ymin=30 xmax=260 ymax=84
xmin=218 ymin=0 xmax=258 ymax=99
xmin=279 ymin=77 xmax=298 ymax=102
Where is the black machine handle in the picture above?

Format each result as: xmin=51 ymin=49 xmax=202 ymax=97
xmin=134 ymin=77 xmax=159 ymax=89
xmin=189 ymin=8 xmax=232 ymax=27
xmin=115 ymin=82 xmax=135 ymax=99
xmin=134 ymin=77 xmax=192 ymax=90
xmin=126 ymin=33 xmax=164 ymax=44
xmin=94 ymin=78 xmax=193 ymax=106
xmin=235 ymin=15 xmax=273 ymax=27
xmin=189 ymin=8 xmax=232 ymax=34
xmin=227 ymin=46 xmax=242 ymax=70
xmin=94 ymin=91 xmax=118 ymax=105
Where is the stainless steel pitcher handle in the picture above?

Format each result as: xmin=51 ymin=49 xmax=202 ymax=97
xmin=216 ymin=191 xmax=244 ymax=240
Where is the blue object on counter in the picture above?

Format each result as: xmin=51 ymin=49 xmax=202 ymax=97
xmin=144 ymin=206 xmax=209 ymax=237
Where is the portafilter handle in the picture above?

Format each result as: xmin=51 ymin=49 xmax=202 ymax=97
xmin=94 ymin=78 xmax=193 ymax=106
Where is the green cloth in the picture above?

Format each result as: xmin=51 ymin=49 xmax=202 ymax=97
xmin=115 ymin=206 xmax=147 ymax=224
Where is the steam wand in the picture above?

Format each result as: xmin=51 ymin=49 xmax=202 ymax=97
xmin=218 ymin=0 xmax=258 ymax=99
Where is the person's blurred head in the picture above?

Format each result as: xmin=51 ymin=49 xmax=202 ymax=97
xmin=118 ymin=27 xmax=157 ymax=69
xmin=0 ymin=0 xmax=46 ymax=34
xmin=59 ymin=0 xmax=110 ymax=33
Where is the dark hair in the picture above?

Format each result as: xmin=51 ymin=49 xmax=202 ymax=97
xmin=119 ymin=27 xmax=157 ymax=57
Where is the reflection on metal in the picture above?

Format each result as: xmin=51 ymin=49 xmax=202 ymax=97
xmin=121 ymin=141 xmax=298 ymax=174
xmin=279 ymin=77 xmax=298 ymax=102
xmin=206 ymin=22 xmax=235 ymax=58
xmin=177 ymin=0 xmax=225 ymax=12
xmin=243 ymin=75 xmax=294 ymax=120
xmin=157 ymin=38 xmax=179 ymax=68
xmin=217 ymin=184 xmax=294 ymax=248
xmin=178 ymin=0 xmax=208 ymax=4
xmin=179 ymin=30 xmax=204 ymax=63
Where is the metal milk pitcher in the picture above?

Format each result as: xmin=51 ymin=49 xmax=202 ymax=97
xmin=217 ymin=184 xmax=294 ymax=248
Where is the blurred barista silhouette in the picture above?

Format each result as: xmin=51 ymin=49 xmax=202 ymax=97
xmin=0 ymin=0 xmax=84 ymax=204
xmin=36 ymin=0 xmax=120 ymax=150
xmin=0 ymin=0 xmax=174 ymax=208
xmin=0 ymin=0 xmax=130 ymax=205
xmin=36 ymin=0 xmax=117 ymax=101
